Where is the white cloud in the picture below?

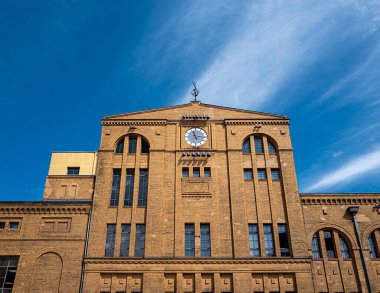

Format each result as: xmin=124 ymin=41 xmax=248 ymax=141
xmin=304 ymin=148 xmax=380 ymax=192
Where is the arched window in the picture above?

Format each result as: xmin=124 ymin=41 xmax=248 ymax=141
xmin=312 ymin=234 xmax=321 ymax=258
xmin=267 ymin=140 xmax=277 ymax=154
xmin=115 ymin=139 xmax=124 ymax=154
xmin=368 ymin=231 xmax=379 ymax=259
xmin=254 ymin=136 xmax=264 ymax=154
xmin=242 ymin=138 xmax=251 ymax=153
xmin=141 ymin=137 xmax=150 ymax=153
xmin=311 ymin=229 xmax=352 ymax=260
xmin=339 ymin=236 xmax=350 ymax=259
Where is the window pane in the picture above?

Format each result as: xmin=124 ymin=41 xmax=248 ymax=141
xmin=138 ymin=170 xmax=148 ymax=207
xmin=110 ymin=169 xmax=121 ymax=207
xmin=204 ymin=167 xmax=211 ymax=178
xmin=0 ymin=222 xmax=4 ymax=229
xmin=257 ymin=169 xmax=267 ymax=180
xmin=120 ymin=224 xmax=131 ymax=257
xmin=0 ymin=256 xmax=19 ymax=292
xmin=200 ymin=224 xmax=211 ymax=257
xmin=324 ymin=230 xmax=336 ymax=258
xmin=182 ymin=168 xmax=189 ymax=178
xmin=141 ymin=138 xmax=149 ymax=153
xmin=271 ymin=169 xmax=280 ymax=180
xmin=116 ymin=139 xmax=124 ymax=154
xmin=193 ymin=168 xmax=200 ymax=178
xmin=267 ymin=141 xmax=277 ymax=154
xmin=264 ymin=224 xmax=275 ymax=256
xmin=249 ymin=224 xmax=260 ymax=256
xmin=134 ymin=224 xmax=145 ymax=257
xmin=185 ymin=224 xmax=195 ymax=256
xmin=278 ymin=224 xmax=290 ymax=256
xmin=128 ymin=137 xmax=137 ymax=154
xmin=105 ymin=224 xmax=116 ymax=257
xmin=368 ymin=233 xmax=378 ymax=259
xmin=242 ymin=139 xmax=251 ymax=153
xmin=124 ymin=170 xmax=135 ymax=206
xmin=339 ymin=237 xmax=350 ymax=259
xmin=67 ymin=167 xmax=80 ymax=175
xmin=254 ymin=137 xmax=264 ymax=154
xmin=9 ymin=222 xmax=19 ymax=230
xmin=244 ymin=169 xmax=253 ymax=180
xmin=312 ymin=234 xmax=321 ymax=258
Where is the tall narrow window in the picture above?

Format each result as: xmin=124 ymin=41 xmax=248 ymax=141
xmin=138 ymin=169 xmax=148 ymax=207
xmin=248 ymin=224 xmax=260 ymax=256
xmin=134 ymin=224 xmax=145 ymax=257
xmin=254 ymin=137 xmax=264 ymax=154
xmin=339 ymin=236 xmax=350 ymax=259
xmin=120 ymin=224 xmax=131 ymax=257
xmin=204 ymin=167 xmax=211 ymax=177
xmin=128 ymin=137 xmax=137 ymax=154
xmin=110 ymin=169 xmax=121 ymax=207
xmin=312 ymin=234 xmax=321 ymax=258
xmin=193 ymin=167 xmax=200 ymax=178
xmin=141 ymin=138 xmax=150 ymax=153
xmin=116 ymin=139 xmax=124 ymax=154
xmin=324 ymin=230 xmax=336 ymax=258
xmin=271 ymin=169 xmax=280 ymax=180
xmin=267 ymin=140 xmax=277 ymax=154
xmin=182 ymin=167 xmax=189 ymax=178
xmin=105 ymin=224 xmax=116 ymax=257
xmin=244 ymin=169 xmax=253 ymax=180
xmin=368 ymin=232 xmax=378 ymax=259
xmin=242 ymin=138 xmax=251 ymax=153
xmin=263 ymin=224 xmax=275 ymax=256
xmin=257 ymin=169 xmax=267 ymax=180
xmin=185 ymin=224 xmax=195 ymax=256
xmin=0 ymin=256 xmax=19 ymax=293
xmin=200 ymin=224 xmax=211 ymax=257
xmin=278 ymin=224 xmax=290 ymax=256
xmin=124 ymin=169 xmax=135 ymax=206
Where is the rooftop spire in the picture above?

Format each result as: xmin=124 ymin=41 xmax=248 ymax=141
xmin=191 ymin=81 xmax=199 ymax=101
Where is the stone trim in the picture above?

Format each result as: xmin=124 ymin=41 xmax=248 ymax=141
xmin=225 ymin=120 xmax=289 ymax=126
xmin=0 ymin=207 xmax=90 ymax=215
xmin=301 ymin=196 xmax=380 ymax=205
xmin=102 ymin=121 xmax=167 ymax=126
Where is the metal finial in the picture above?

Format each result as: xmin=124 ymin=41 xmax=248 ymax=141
xmin=191 ymin=81 xmax=199 ymax=101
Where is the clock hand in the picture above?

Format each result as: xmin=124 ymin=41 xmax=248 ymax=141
xmin=192 ymin=131 xmax=198 ymax=139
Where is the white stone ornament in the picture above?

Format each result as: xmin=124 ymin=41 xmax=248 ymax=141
xmin=184 ymin=128 xmax=208 ymax=147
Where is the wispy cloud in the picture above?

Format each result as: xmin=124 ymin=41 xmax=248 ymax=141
xmin=304 ymin=148 xmax=380 ymax=192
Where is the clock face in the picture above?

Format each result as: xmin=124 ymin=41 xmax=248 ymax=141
xmin=184 ymin=128 xmax=208 ymax=147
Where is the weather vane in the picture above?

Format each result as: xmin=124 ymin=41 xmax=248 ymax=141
xmin=191 ymin=81 xmax=199 ymax=101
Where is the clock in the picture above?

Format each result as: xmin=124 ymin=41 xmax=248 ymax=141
xmin=184 ymin=128 xmax=208 ymax=147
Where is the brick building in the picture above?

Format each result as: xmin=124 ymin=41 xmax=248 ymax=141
xmin=1 ymin=101 xmax=380 ymax=293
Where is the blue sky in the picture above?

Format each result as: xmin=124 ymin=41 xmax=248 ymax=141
xmin=1 ymin=1 xmax=380 ymax=200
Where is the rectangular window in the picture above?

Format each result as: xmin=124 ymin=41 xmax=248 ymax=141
xmin=244 ymin=169 xmax=253 ymax=180
xmin=9 ymin=222 xmax=19 ymax=230
xmin=124 ymin=169 xmax=135 ymax=206
xmin=0 ymin=222 xmax=5 ymax=229
xmin=257 ymin=169 xmax=267 ymax=180
xmin=138 ymin=170 xmax=148 ymax=207
xmin=312 ymin=235 xmax=321 ymax=258
xmin=193 ymin=167 xmax=200 ymax=178
xmin=110 ymin=169 xmax=121 ymax=207
xmin=134 ymin=224 xmax=145 ymax=257
xmin=105 ymin=224 xmax=116 ymax=257
xmin=204 ymin=167 xmax=211 ymax=177
xmin=368 ymin=232 xmax=379 ymax=259
xmin=0 ymin=256 xmax=19 ymax=292
xmin=264 ymin=224 xmax=275 ymax=256
xmin=254 ymin=137 xmax=264 ymax=154
xmin=248 ymin=224 xmax=260 ymax=256
xmin=278 ymin=224 xmax=290 ymax=256
xmin=67 ymin=167 xmax=80 ymax=175
xmin=128 ymin=137 xmax=137 ymax=153
xmin=324 ymin=230 xmax=336 ymax=258
xmin=182 ymin=167 xmax=189 ymax=178
xmin=200 ymin=224 xmax=211 ymax=257
xmin=120 ymin=224 xmax=131 ymax=257
xmin=185 ymin=224 xmax=195 ymax=256
xmin=271 ymin=169 xmax=280 ymax=180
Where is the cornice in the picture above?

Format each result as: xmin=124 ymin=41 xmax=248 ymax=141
xmin=102 ymin=121 xmax=167 ymax=126
xmin=225 ymin=120 xmax=289 ymax=126
xmin=0 ymin=206 xmax=90 ymax=215
xmin=301 ymin=194 xmax=380 ymax=206
xmin=84 ymin=257 xmax=310 ymax=265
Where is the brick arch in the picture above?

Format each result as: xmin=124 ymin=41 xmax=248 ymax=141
xmin=362 ymin=222 xmax=380 ymax=249
xmin=30 ymin=252 xmax=63 ymax=293
xmin=241 ymin=133 xmax=279 ymax=151
xmin=307 ymin=223 xmax=358 ymax=250
xmin=113 ymin=132 xmax=151 ymax=150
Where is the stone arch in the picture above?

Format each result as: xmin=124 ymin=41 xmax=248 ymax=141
xmin=362 ymin=222 xmax=380 ymax=249
xmin=113 ymin=132 xmax=151 ymax=153
xmin=30 ymin=252 xmax=63 ymax=293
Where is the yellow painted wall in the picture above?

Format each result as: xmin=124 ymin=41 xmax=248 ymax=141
xmin=48 ymin=152 xmax=97 ymax=175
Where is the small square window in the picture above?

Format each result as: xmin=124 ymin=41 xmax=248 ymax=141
xmin=244 ymin=169 xmax=253 ymax=180
xmin=193 ymin=167 xmax=200 ymax=178
xmin=182 ymin=168 xmax=189 ymax=178
xmin=271 ymin=169 xmax=280 ymax=180
xmin=9 ymin=222 xmax=19 ymax=230
xmin=257 ymin=169 xmax=267 ymax=180
xmin=204 ymin=167 xmax=211 ymax=177
xmin=67 ymin=167 xmax=80 ymax=175
xmin=0 ymin=222 xmax=5 ymax=229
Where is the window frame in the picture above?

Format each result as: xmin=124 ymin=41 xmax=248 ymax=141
xmin=244 ymin=168 xmax=253 ymax=180
xmin=67 ymin=167 xmax=80 ymax=175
